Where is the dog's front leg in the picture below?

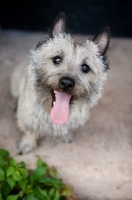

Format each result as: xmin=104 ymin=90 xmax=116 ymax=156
xmin=18 ymin=132 xmax=37 ymax=154
xmin=61 ymin=132 xmax=73 ymax=143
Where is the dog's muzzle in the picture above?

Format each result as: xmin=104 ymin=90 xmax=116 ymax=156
xmin=50 ymin=77 xmax=75 ymax=125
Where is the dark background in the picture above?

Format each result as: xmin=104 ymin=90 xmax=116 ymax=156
xmin=0 ymin=0 xmax=132 ymax=37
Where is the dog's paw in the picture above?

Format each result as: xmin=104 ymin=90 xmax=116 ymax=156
xmin=18 ymin=134 xmax=37 ymax=154
xmin=62 ymin=133 xmax=73 ymax=143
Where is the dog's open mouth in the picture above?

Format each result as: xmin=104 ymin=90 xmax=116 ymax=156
xmin=50 ymin=89 xmax=71 ymax=125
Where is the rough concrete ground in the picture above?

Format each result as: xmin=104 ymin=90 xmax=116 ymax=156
xmin=0 ymin=30 xmax=132 ymax=200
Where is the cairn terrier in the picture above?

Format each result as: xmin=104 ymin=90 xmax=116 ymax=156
xmin=11 ymin=13 xmax=110 ymax=154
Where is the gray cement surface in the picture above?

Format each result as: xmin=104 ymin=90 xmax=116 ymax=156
xmin=0 ymin=30 xmax=132 ymax=200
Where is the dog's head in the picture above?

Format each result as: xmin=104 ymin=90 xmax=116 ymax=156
xmin=30 ymin=13 xmax=110 ymax=125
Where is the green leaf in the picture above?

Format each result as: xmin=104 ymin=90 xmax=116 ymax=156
xmin=18 ymin=168 xmax=28 ymax=179
xmin=9 ymin=158 xmax=16 ymax=167
xmin=18 ymin=179 xmax=27 ymax=191
xmin=48 ymin=188 xmax=55 ymax=198
xmin=0 ymin=156 xmax=7 ymax=167
xmin=61 ymin=187 xmax=72 ymax=196
xmin=32 ymin=166 xmax=47 ymax=180
xmin=38 ymin=177 xmax=62 ymax=189
xmin=6 ymin=166 xmax=15 ymax=177
xmin=48 ymin=167 xmax=57 ymax=177
xmin=18 ymin=190 xmax=24 ymax=198
xmin=12 ymin=170 xmax=22 ymax=181
xmin=34 ymin=185 xmax=49 ymax=199
xmin=0 ymin=167 xmax=5 ymax=181
xmin=0 ymin=149 xmax=9 ymax=159
xmin=17 ymin=161 xmax=26 ymax=168
xmin=53 ymin=190 xmax=60 ymax=200
xmin=7 ymin=176 xmax=15 ymax=189
xmin=6 ymin=195 xmax=19 ymax=200
xmin=24 ymin=193 xmax=39 ymax=200
xmin=1 ymin=182 xmax=11 ymax=199
xmin=36 ymin=158 xmax=47 ymax=168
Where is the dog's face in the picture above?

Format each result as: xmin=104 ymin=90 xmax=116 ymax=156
xmin=30 ymin=13 xmax=110 ymax=125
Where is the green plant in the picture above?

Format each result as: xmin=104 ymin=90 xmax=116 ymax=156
xmin=0 ymin=149 xmax=77 ymax=200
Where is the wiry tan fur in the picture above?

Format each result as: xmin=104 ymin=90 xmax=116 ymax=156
xmin=11 ymin=13 xmax=110 ymax=154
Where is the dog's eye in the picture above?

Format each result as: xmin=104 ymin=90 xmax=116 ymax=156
xmin=53 ymin=56 xmax=62 ymax=64
xmin=81 ymin=64 xmax=90 ymax=73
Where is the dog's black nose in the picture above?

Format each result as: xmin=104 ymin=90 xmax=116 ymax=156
xmin=59 ymin=77 xmax=75 ymax=91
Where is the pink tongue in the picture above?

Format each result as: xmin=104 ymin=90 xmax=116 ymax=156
xmin=50 ymin=91 xmax=71 ymax=125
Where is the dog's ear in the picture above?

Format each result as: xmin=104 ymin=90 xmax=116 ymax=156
xmin=50 ymin=12 xmax=68 ymax=38
xmin=92 ymin=27 xmax=110 ymax=55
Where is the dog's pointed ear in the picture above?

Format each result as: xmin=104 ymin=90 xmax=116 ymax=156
xmin=50 ymin=12 xmax=68 ymax=38
xmin=92 ymin=27 xmax=110 ymax=55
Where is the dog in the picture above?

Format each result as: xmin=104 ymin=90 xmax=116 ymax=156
xmin=11 ymin=13 xmax=110 ymax=154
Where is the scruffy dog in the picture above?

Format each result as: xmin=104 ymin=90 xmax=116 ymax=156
xmin=11 ymin=13 xmax=110 ymax=154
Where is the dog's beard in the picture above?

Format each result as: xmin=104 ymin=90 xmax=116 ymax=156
xmin=50 ymin=90 xmax=71 ymax=125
